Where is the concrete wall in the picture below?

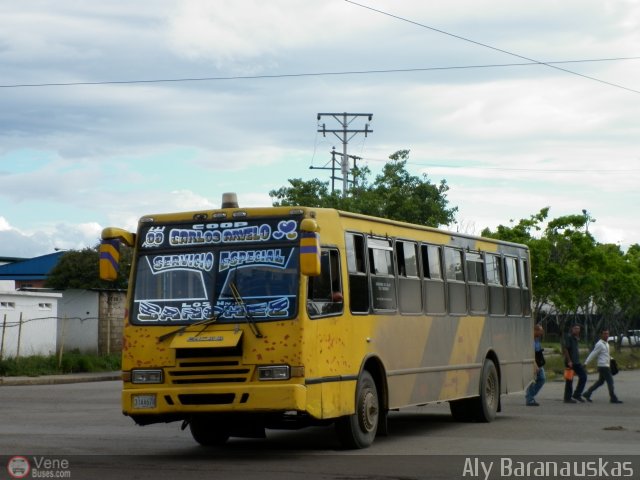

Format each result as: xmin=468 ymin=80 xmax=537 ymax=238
xmin=57 ymin=289 xmax=100 ymax=354
xmin=98 ymin=291 xmax=126 ymax=355
xmin=0 ymin=289 xmax=126 ymax=358
xmin=0 ymin=291 xmax=62 ymax=358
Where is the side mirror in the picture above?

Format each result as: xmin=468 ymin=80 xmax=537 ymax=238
xmin=300 ymin=219 xmax=321 ymax=277
xmin=100 ymin=228 xmax=135 ymax=282
xmin=99 ymin=239 xmax=120 ymax=281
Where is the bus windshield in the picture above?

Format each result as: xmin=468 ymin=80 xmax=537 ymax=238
xmin=131 ymin=218 xmax=302 ymax=325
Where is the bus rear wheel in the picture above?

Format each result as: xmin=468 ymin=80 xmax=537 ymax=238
xmin=449 ymin=358 xmax=499 ymax=422
xmin=476 ymin=358 xmax=499 ymax=422
xmin=335 ymin=370 xmax=379 ymax=449
xmin=189 ymin=416 xmax=231 ymax=446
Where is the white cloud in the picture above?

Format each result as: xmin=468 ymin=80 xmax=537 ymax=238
xmin=0 ymin=224 xmax=54 ymax=257
xmin=1 ymin=0 xmax=640 ymax=258
xmin=165 ymin=0 xmax=386 ymax=69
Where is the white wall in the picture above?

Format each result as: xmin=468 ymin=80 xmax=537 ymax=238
xmin=56 ymin=289 xmax=100 ymax=354
xmin=0 ymin=291 xmax=62 ymax=358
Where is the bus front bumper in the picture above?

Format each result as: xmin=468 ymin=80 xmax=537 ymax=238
xmin=122 ymin=383 xmax=310 ymax=418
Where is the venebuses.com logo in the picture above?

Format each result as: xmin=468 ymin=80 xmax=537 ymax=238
xmin=6 ymin=456 xmax=30 ymax=479
xmin=6 ymin=455 xmax=71 ymax=479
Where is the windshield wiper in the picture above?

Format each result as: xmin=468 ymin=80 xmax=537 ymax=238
xmin=229 ymin=281 xmax=263 ymax=338
xmin=157 ymin=314 xmax=220 ymax=343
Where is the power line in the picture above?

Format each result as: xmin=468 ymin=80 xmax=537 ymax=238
xmin=359 ymin=155 xmax=640 ymax=174
xmin=344 ymin=0 xmax=640 ymax=95
xmin=1 ymin=57 xmax=639 ymax=89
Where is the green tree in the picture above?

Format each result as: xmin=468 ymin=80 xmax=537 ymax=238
xmin=594 ymin=243 xmax=640 ymax=348
xmin=484 ymin=208 xmax=640 ymax=344
xmin=270 ymin=150 xmax=457 ymax=227
xmin=45 ymin=245 xmax=131 ymax=290
xmin=542 ymin=211 xmax=599 ymax=335
xmin=482 ymin=208 xmax=553 ymax=321
xmin=269 ymin=178 xmax=338 ymax=208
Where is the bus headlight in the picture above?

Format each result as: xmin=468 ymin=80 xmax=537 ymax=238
xmin=131 ymin=369 xmax=164 ymax=384
xmin=258 ymin=365 xmax=290 ymax=381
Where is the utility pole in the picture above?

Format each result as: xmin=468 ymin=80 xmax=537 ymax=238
xmin=309 ymin=147 xmax=362 ymax=194
xmin=317 ymin=112 xmax=372 ymax=197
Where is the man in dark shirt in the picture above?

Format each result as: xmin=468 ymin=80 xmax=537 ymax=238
xmin=525 ymin=324 xmax=546 ymax=406
xmin=562 ymin=324 xmax=588 ymax=403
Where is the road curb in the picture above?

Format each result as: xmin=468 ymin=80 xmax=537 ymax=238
xmin=0 ymin=371 xmax=121 ymax=386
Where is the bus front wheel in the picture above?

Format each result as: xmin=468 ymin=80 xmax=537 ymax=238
xmin=189 ymin=416 xmax=231 ymax=446
xmin=335 ymin=370 xmax=379 ymax=449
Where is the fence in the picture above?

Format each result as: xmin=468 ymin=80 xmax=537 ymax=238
xmin=0 ymin=313 xmax=124 ymax=361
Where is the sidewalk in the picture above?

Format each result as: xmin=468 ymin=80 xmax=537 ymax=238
xmin=0 ymin=371 xmax=121 ymax=386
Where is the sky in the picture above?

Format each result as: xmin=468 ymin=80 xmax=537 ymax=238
xmin=1 ymin=0 xmax=639 ymax=258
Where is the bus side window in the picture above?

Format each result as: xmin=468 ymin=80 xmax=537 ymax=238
xmin=368 ymin=237 xmax=397 ymax=312
xmin=329 ymin=249 xmax=343 ymax=304
xmin=486 ymin=253 xmax=506 ymax=315
xmin=307 ymin=249 xmax=343 ymax=317
xmin=396 ymin=240 xmax=421 ymax=314
xmin=421 ymin=244 xmax=446 ymax=315
xmin=466 ymin=251 xmax=487 ymax=314
xmin=520 ymin=258 xmax=532 ymax=316
xmin=444 ymin=247 xmax=467 ymax=315
xmin=346 ymin=233 xmax=370 ymax=313
xmin=505 ymin=256 xmax=523 ymax=316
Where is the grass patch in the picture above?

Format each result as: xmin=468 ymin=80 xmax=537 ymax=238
xmin=0 ymin=350 xmax=121 ymax=377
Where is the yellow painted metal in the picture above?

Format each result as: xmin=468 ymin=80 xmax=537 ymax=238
xmin=439 ymin=316 xmax=486 ymax=400
xmin=299 ymin=231 xmax=321 ymax=276
xmin=168 ymin=330 xmax=242 ymax=349
xmin=99 ymin=240 xmax=120 ymax=281
xmin=101 ymin=227 xmax=135 ymax=246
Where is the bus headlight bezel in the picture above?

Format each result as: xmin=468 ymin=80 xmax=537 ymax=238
xmin=258 ymin=365 xmax=291 ymax=381
xmin=131 ymin=369 xmax=164 ymax=384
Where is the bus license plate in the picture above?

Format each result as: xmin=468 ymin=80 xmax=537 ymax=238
xmin=133 ymin=394 xmax=156 ymax=409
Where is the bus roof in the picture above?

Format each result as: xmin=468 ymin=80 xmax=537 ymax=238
xmin=136 ymin=204 xmax=528 ymax=252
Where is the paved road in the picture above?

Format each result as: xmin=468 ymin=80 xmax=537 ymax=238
xmin=1 ymin=370 xmax=639 ymax=479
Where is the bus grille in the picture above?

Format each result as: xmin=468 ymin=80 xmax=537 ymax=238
xmin=168 ymin=350 xmax=252 ymax=385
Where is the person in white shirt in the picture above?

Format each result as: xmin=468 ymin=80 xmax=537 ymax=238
xmin=583 ymin=329 xmax=622 ymax=404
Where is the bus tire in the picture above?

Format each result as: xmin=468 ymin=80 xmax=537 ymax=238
xmin=189 ymin=417 xmax=231 ymax=446
xmin=335 ymin=370 xmax=379 ymax=449
xmin=449 ymin=359 xmax=499 ymax=422
xmin=475 ymin=358 xmax=499 ymax=422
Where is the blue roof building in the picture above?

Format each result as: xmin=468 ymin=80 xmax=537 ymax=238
xmin=0 ymin=252 xmax=65 ymax=289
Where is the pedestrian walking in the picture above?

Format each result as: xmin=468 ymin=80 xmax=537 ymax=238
xmin=583 ymin=329 xmax=622 ymax=404
xmin=525 ymin=324 xmax=546 ymax=406
xmin=562 ymin=324 xmax=588 ymax=403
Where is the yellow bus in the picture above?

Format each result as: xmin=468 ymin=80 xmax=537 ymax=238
xmin=100 ymin=193 xmax=533 ymax=449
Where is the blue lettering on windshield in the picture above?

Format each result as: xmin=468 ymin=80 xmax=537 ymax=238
xmin=136 ymin=298 xmax=290 ymax=322
xmin=142 ymin=227 xmax=166 ymax=248
xmin=163 ymin=220 xmax=298 ymax=248
xmin=219 ymin=249 xmax=286 ymax=272
xmin=272 ymin=220 xmax=298 ymax=240
xmin=137 ymin=301 xmax=213 ymax=322
xmin=152 ymin=252 xmax=214 ymax=272
xmin=169 ymin=229 xmax=222 ymax=245
xmin=214 ymin=297 xmax=290 ymax=319
xmin=222 ymin=224 xmax=271 ymax=242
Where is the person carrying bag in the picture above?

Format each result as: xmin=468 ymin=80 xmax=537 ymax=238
xmin=583 ymin=329 xmax=622 ymax=404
